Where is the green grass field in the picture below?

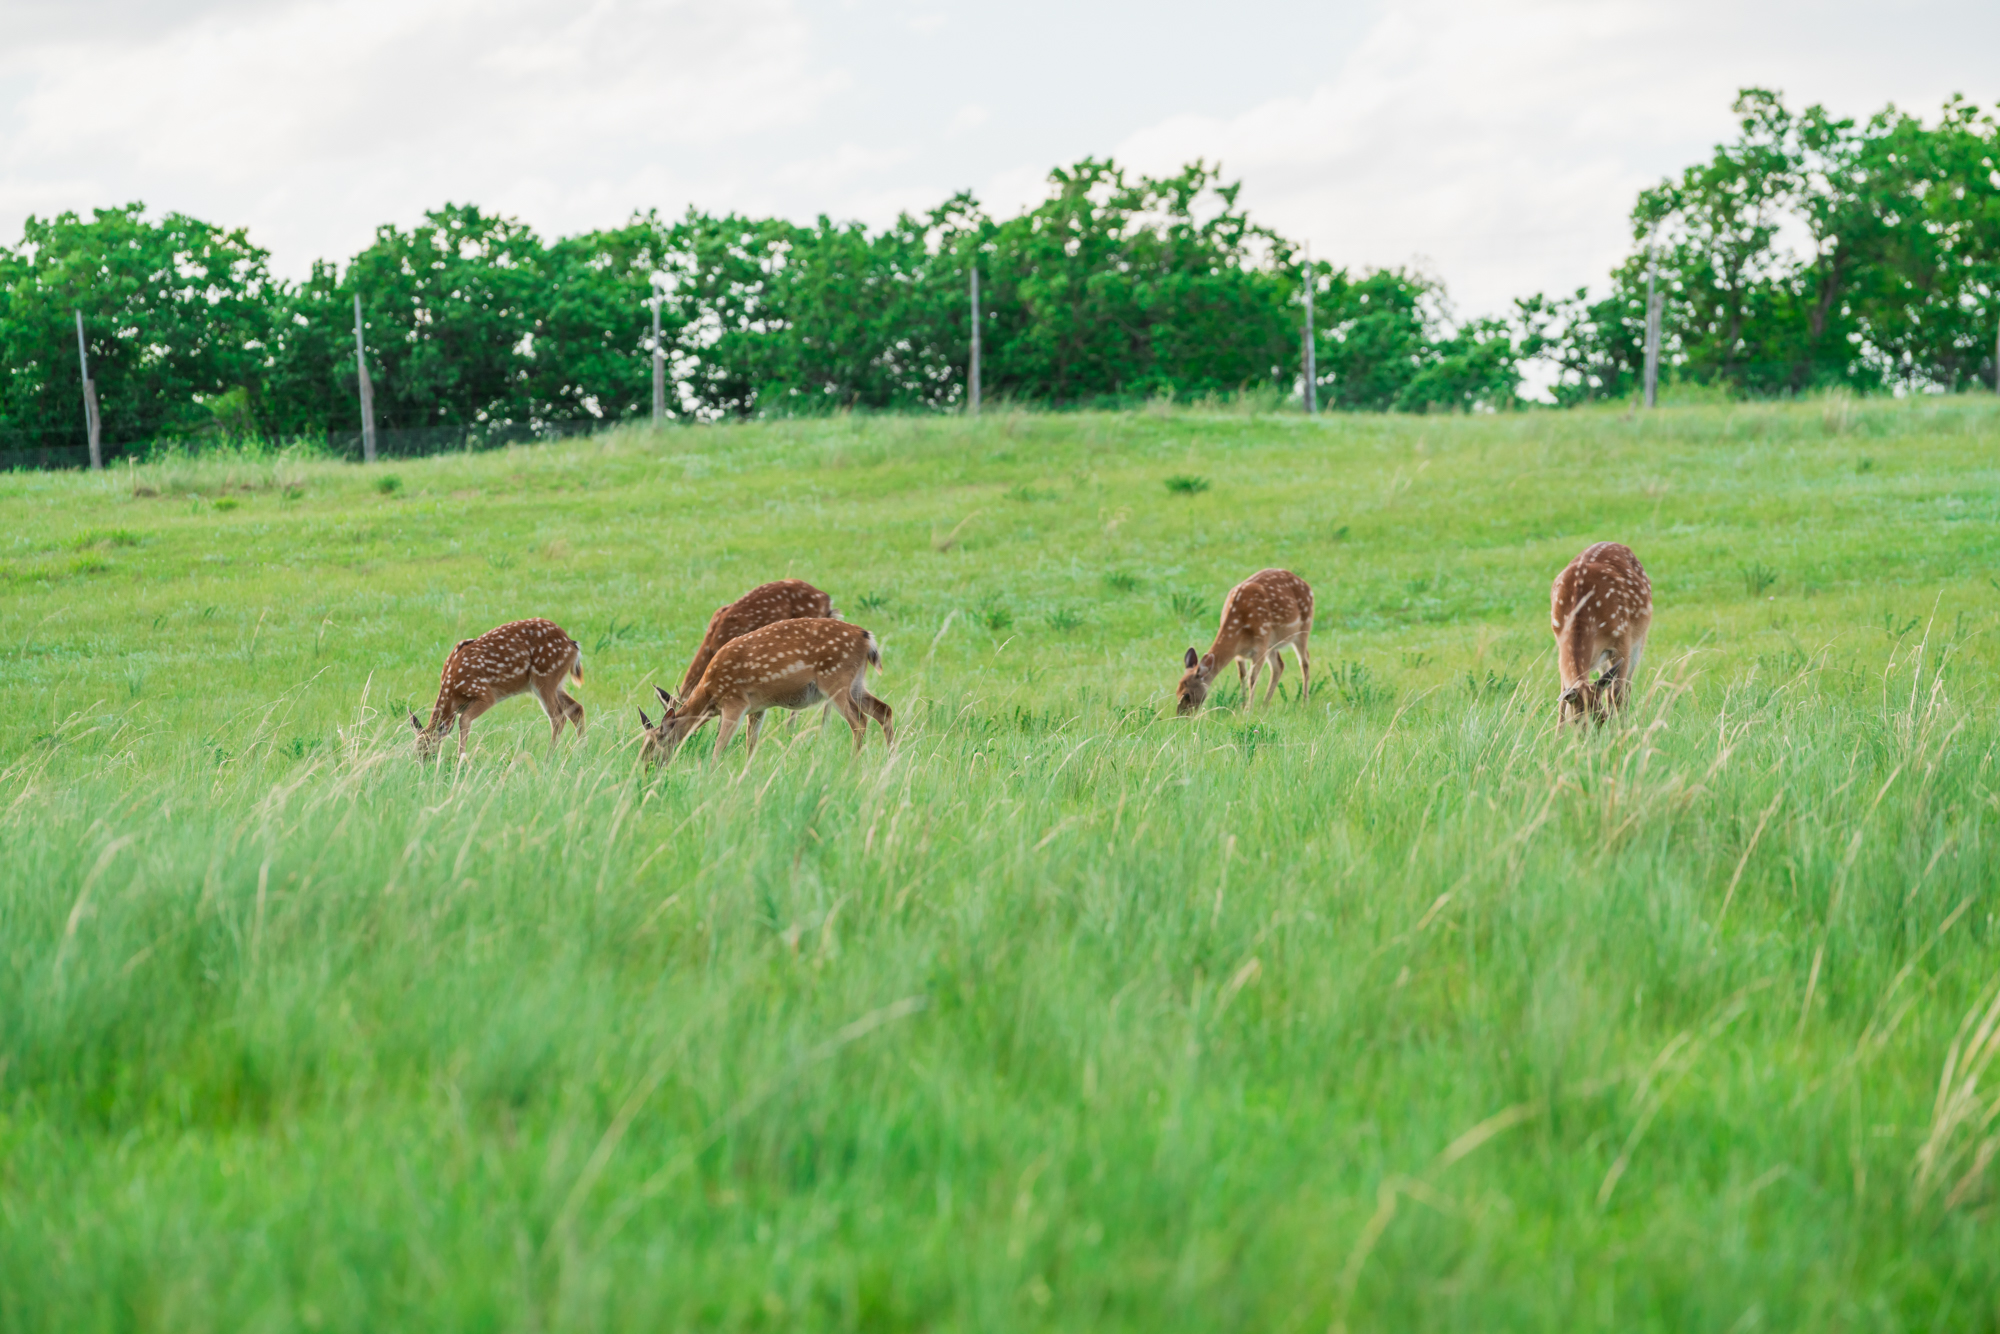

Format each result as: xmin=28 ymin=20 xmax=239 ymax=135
xmin=3 ymin=396 xmax=1999 ymax=1331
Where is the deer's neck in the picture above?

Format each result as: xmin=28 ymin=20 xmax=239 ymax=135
xmin=1201 ymin=631 xmax=1240 ymax=676
xmin=677 ymin=644 xmax=717 ymax=699
xmin=422 ymin=680 xmax=458 ymax=735
xmin=1555 ymin=602 xmax=1597 ymax=687
xmin=676 ymin=680 xmax=721 ymax=722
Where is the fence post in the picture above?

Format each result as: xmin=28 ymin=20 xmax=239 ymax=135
xmin=74 ymin=310 xmax=102 ymax=470
xmin=1642 ymin=253 xmax=1663 ymax=410
xmin=353 ymin=293 xmax=377 ymax=464
xmin=969 ymin=267 xmax=981 ymax=417
xmin=1302 ymin=244 xmax=1318 ymax=415
xmin=650 ymin=292 xmax=666 ymax=424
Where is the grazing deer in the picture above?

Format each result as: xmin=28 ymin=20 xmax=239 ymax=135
xmin=1550 ymin=541 xmax=1652 ymax=723
xmin=676 ymin=579 xmax=836 ymax=700
xmin=1176 ymin=568 xmax=1314 ymax=714
xmin=411 ymin=618 xmax=584 ymax=759
xmin=641 ymin=618 xmax=892 ymax=763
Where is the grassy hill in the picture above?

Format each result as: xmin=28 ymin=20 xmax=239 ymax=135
xmin=3 ymin=397 xmax=1998 ymax=1330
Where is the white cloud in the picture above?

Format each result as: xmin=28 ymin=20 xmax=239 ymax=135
xmin=946 ymin=104 xmax=989 ymax=137
xmin=1 ymin=0 xmax=1993 ymax=310
xmin=0 ymin=0 xmax=840 ymax=270
xmin=1103 ymin=0 xmax=2000 ymax=316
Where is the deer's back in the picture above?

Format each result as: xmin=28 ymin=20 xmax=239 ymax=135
xmin=1220 ymin=569 xmax=1313 ymax=639
xmin=442 ymin=618 xmax=576 ymax=694
xmin=709 ymin=580 xmax=833 ymax=644
xmin=695 ymin=618 xmax=870 ymax=702
xmin=1550 ymin=544 xmax=1651 ymax=635
xmin=681 ymin=580 xmax=834 ymax=694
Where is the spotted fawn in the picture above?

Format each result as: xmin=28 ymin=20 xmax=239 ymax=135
xmin=411 ymin=618 xmax=583 ymax=758
xmin=641 ymin=618 xmax=891 ymax=763
xmin=675 ymin=579 xmax=836 ymax=700
xmin=1176 ymin=568 xmax=1314 ymax=714
xmin=1550 ymin=542 xmax=1652 ymax=723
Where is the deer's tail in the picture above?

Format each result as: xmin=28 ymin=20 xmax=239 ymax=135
xmin=864 ymin=631 xmax=880 ymax=669
xmin=570 ymin=648 xmax=584 ymax=683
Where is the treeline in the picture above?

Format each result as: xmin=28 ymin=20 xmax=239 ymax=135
xmin=0 ymin=161 xmax=1515 ymax=452
xmin=1528 ymin=90 xmax=2000 ymax=400
xmin=2 ymin=89 xmax=1996 ymax=453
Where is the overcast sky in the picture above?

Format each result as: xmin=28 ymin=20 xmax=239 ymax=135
xmin=3 ymin=0 xmax=1996 ymax=318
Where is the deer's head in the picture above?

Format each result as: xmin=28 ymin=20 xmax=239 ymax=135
xmin=1558 ymin=680 xmax=1609 ymax=725
xmin=639 ymin=685 xmax=699 ymax=764
xmin=410 ymin=712 xmax=444 ymax=760
xmin=1175 ymin=647 xmax=1215 ymax=715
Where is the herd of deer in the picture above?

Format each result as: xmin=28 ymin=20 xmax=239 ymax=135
xmin=408 ymin=541 xmax=1653 ymax=763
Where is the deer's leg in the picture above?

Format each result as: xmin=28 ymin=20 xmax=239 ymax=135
xmin=859 ymin=694 xmax=895 ymax=749
xmin=531 ymin=677 xmax=567 ymax=751
xmin=1294 ymin=634 xmax=1312 ymax=702
xmin=744 ymin=711 xmax=764 ymax=759
xmin=1263 ymin=648 xmax=1285 ymax=705
xmin=1610 ymin=632 xmax=1647 ymax=713
xmin=557 ymin=689 xmax=584 ymax=738
xmin=1243 ymin=653 xmax=1265 ymax=709
xmin=455 ymin=693 xmax=497 ymax=757
xmin=712 ymin=707 xmax=744 ymax=759
xmin=829 ymin=689 xmax=869 ymax=752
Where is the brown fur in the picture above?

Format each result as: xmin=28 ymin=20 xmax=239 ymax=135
xmin=1176 ymin=568 xmax=1314 ymax=714
xmin=412 ymin=618 xmax=583 ymax=759
xmin=642 ymin=618 xmax=891 ymax=764
xmin=1550 ymin=541 xmax=1653 ymax=723
xmin=676 ymin=579 xmax=836 ymax=699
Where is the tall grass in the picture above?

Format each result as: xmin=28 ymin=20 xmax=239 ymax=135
xmin=2 ymin=398 xmax=1998 ymax=1329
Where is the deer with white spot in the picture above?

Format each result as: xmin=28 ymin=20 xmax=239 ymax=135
xmin=1175 ymin=568 xmax=1314 ymax=714
xmin=641 ymin=618 xmax=892 ymax=763
xmin=1550 ymin=541 xmax=1653 ymax=723
xmin=675 ymin=579 xmax=836 ymax=700
xmin=411 ymin=618 xmax=583 ymax=759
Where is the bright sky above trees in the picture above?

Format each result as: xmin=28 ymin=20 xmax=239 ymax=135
xmin=2 ymin=0 xmax=1996 ymax=317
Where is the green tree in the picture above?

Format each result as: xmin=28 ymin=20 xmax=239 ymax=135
xmin=1305 ymin=267 xmax=1522 ymax=412
xmin=536 ymin=219 xmax=675 ymax=423
xmin=1312 ymin=268 xmax=1433 ymax=410
xmin=1546 ymin=88 xmax=2000 ymax=400
xmin=1512 ymin=288 xmax=1644 ymax=405
xmin=977 ymin=160 xmax=1299 ymax=405
xmin=757 ymin=196 xmax=983 ymax=412
xmin=1842 ymin=96 xmax=2000 ymax=391
xmin=0 ymin=204 xmax=275 ymax=451
xmin=341 ymin=205 xmax=549 ymax=431
xmin=261 ymin=259 xmax=352 ymax=440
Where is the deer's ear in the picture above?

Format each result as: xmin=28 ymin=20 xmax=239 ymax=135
xmin=654 ymin=684 xmax=675 ymax=710
xmin=1183 ymin=647 xmax=1199 ymax=670
xmin=409 ymin=712 xmax=423 ymax=731
xmin=1559 ymin=685 xmax=1583 ymax=705
xmin=639 ymin=708 xmax=653 ymax=730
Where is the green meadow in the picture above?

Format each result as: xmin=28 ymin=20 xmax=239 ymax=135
xmin=2 ymin=396 xmax=1998 ymax=1331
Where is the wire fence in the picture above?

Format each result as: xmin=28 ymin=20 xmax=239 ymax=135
xmin=0 ymin=418 xmax=615 ymax=471
xmin=5 ymin=359 xmax=1996 ymax=474
xmin=0 ymin=442 xmax=135 ymax=472
xmin=323 ymin=419 xmax=609 ymax=461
